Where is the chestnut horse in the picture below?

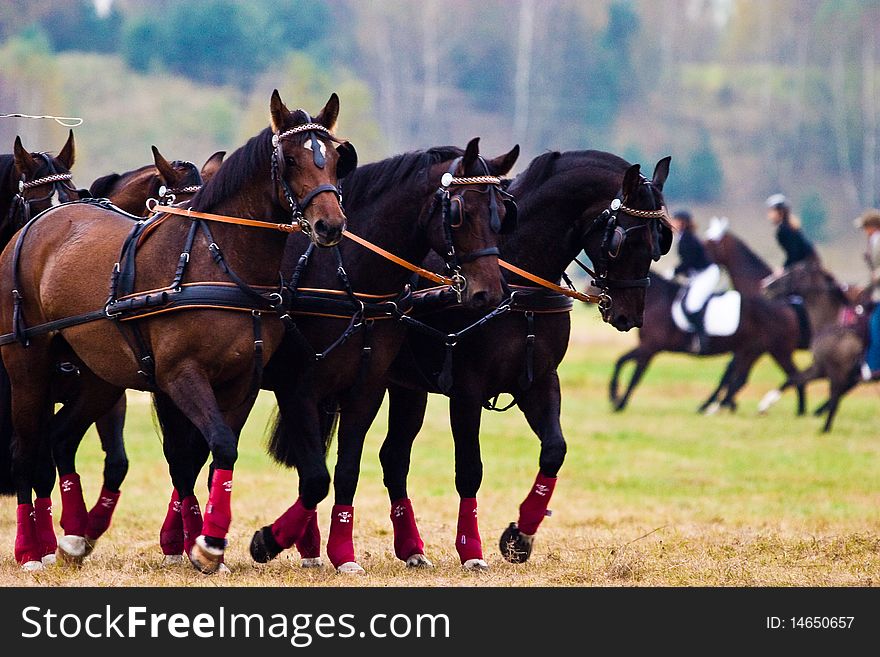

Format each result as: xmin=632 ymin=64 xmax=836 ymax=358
xmin=373 ymin=151 xmax=672 ymax=569
xmin=0 ymin=91 xmax=349 ymax=572
xmin=242 ymin=138 xmax=518 ymax=574
xmin=89 ymin=147 xmax=225 ymax=216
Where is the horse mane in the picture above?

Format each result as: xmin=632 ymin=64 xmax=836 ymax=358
xmin=190 ymin=110 xmax=313 ymax=212
xmin=0 ymin=155 xmax=15 ymax=194
xmin=340 ymin=146 xmax=464 ymax=207
xmin=509 ymin=149 xmax=631 ymax=197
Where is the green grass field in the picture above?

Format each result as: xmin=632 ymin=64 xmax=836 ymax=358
xmin=1 ymin=306 xmax=878 ymax=586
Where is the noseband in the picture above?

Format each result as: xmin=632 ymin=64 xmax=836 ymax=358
xmin=270 ymin=112 xmax=344 ymax=236
xmin=9 ymin=153 xmax=77 ymax=227
xmin=575 ymin=178 xmax=669 ymax=319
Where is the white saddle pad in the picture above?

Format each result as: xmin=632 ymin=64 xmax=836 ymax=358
xmin=672 ymin=290 xmax=741 ymax=337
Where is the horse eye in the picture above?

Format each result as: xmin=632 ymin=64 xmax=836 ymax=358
xmin=284 ymin=156 xmax=296 ymax=167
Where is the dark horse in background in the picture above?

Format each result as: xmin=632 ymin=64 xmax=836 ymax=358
xmin=328 ymin=151 xmax=672 ymax=570
xmin=0 ymin=90 xmax=349 ymax=572
xmin=246 ymin=139 xmax=518 ymax=574
xmin=610 ymin=220 xmax=805 ymax=415
xmin=764 ymin=263 xmax=864 ymax=432
xmin=0 ymin=131 xmax=80 ymax=498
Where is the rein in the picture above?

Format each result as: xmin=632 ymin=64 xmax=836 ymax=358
xmin=147 ymin=203 xmax=456 ymax=286
xmin=497 ymin=259 xmax=601 ymax=304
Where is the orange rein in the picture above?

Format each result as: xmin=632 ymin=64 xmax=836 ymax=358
xmin=151 ymin=204 xmax=597 ymax=303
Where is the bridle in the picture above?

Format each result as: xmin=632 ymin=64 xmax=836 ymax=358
xmin=431 ymin=155 xmax=517 ymax=300
xmin=573 ymin=176 xmax=670 ymax=319
xmin=156 ymin=160 xmax=204 ymax=205
xmin=270 ymin=112 xmax=348 ymax=238
xmin=9 ymin=153 xmax=78 ymax=227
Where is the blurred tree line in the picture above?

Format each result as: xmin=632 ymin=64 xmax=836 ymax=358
xmin=2 ymin=0 xmax=880 ymax=246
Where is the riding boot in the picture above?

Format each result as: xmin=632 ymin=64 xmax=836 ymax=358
xmin=684 ymin=308 xmax=709 ymax=355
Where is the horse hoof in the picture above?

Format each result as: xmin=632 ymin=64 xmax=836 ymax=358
xmin=301 ymin=557 xmax=324 ymax=568
xmin=21 ymin=560 xmax=44 ymax=572
xmin=217 ymin=562 xmax=232 ymax=575
xmin=161 ymin=554 xmax=184 ymax=567
xmin=702 ymin=402 xmax=721 ymax=416
xmin=499 ymin=522 xmax=534 ymax=563
xmin=41 ymin=553 xmax=57 ymax=567
xmin=249 ymin=526 xmax=282 ymax=564
xmin=462 ymin=558 xmax=489 ymax=572
xmin=405 ymin=553 xmax=434 ymax=569
xmin=189 ymin=535 xmax=224 ymax=574
xmin=57 ymin=535 xmax=88 ymax=565
xmin=336 ymin=561 xmax=366 ymax=575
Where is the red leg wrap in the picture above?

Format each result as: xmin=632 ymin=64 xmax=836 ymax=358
xmin=327 ymin=504 xmax=356 ymax=568
xmin=390 ymin=498 xmax=424 ymax=561
xmin=455 ymin=497 xmax=483 ymax=563
xmin=201 ymin=468 xmax=233 ymax=541
xmin=271 ymin=497 xmax=315 ymax=550
xmin=160 ymin=489 xmax=184 ymax=556
xmin=295 ymin=511 xmax=321 ymax=559
xmin=86 ymin=486 xmax=121 ymax=540
xmin=517 ymin=472 xmax=557 ymax=535
xmin=59 ymin=473 xmax=88 ymax=537
xmin=33 ymin=497 xmax=57 ymax=557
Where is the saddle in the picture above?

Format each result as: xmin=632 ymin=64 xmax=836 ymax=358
xmin=671 ymin=288 xmax=741 ymax=337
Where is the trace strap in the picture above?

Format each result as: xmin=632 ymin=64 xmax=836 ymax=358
xmin=498 ymin=259 xmax=601 ymax=304
xmin=342 ymin=231 xmax=455 ymax=286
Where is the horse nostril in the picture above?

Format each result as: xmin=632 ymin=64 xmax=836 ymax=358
xmin=314 ymin=219 xmax=329 ymax=235
xmin=471 ymin=290 xmax=490 ymax=308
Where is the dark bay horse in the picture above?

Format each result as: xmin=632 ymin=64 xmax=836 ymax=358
xmin=610 ymin=228 xmax=805 ymax=415
xmin=0 ymin=131 xmax=81 ymax=497
xmin=0 ymin=90 xmax=349 ymax=572
xmin=89 ymin=147 xmax=225 ymax=216
xmin=243 ymin=139 xmax=518 ymax=574
xmin=764 ymin=264 xmax=863 ymax=432
xmin=368 ymin=151 xmax=672 ymax=569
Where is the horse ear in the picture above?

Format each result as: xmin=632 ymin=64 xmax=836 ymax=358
xmin=486 ymin=144 xmax=520 ymax=176
xmin=151 ymin=145 xmax=178 ymax=184
xmin=269 ymin=89 xmax=290 ymax=133
xmin=13 ymin=136 xmax=38 ymax=175
xmin=57 ymin=129 xmax=75 ymax=170
xmin=200 ymin=150 xmax=226 ymax=181
xmin=622 ymin=163 xmax=642 ymax=200
xmin=652 ymin=156 xmax=671 ymax=191
xmin=316 ymin=93 xmax=340 ymax=132
xmin=462 ymin=137 xmax=480 ymax=172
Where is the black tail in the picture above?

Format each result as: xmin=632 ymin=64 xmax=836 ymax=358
xmin=0 ymin=360 xmax=15 ymax=495
xmin=267 ymin=399 xmax=339 ymax=469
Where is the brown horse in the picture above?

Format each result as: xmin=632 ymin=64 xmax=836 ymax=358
xmin=0 ymin=90 xmax=349 ymax=573
xmin=763 ymin=263 xmax=863 ymax=432
xmin=247 ymin=139 xmax=517 ymax=573
xmin=89 ymin=147 xmax=225 ymax=216
xmin=610 ymin=228 xmax=805 ymax=415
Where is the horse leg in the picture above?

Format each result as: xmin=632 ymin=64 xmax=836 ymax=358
xmin=718 ymin=352 xmax=760 ymax=413
xmin=379 ymin=384 xmax=431 ymax=568
xmin=325 ymin=386 xmax=388 ymax=574
xmin=613 ymin=349 xmax=655 ymax=412
xmin=449 ymin=393 xmax=487 ymax=571
xmin=86 ymin=394 xmax=128 ymax=545
xmin=821 ymin=373 xmax=859 ymax=433
xmin=767 ymin=349 xmax=806 ymax=416
xmin=51 ymin=378 xmax=126 ymax=564
xmin=700 ymin=357 xmax=735 ymax=415
xmin=154 ymin=392 xmax=210 ymax=565
xmin=500 ymin=371 xmax=566 ymax=564
xmin=158 ymin=369 xmax=246 ymax=574
xmin=4 ymin=348 xmax=54 ymax=571
xmin=250 ymin=386 xmax=330 ymax=565
xmin=609 ymin=347 xmax=637 ymax=407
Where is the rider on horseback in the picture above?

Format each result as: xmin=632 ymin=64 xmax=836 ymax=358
xmin=766 ymin=193 xmax=819 ymax=271
xmin=856 ymin=209 xmax=880 ymax=381
xmin=672 ymin=209 xmax=718 ymax=353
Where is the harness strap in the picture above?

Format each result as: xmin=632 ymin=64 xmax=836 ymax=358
xmin=498 ymin=259 xmax=601 ymax=304
xmin=518 ymin=311 xmax=535 ymax=391
xmin=148 ymin=204 xmax=302 ymax=234
xmin=342 ymin=230 xmax=454 ymax=286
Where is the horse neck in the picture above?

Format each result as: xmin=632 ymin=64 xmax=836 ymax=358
xmin=502 ymin=177 xmax=609 ymax=283
xmin=295 ymin=181 xmax=430 ymax=294
xmin=200 ymin=187 xmax=290 ymax=285
xmin=723 ymin=240 xmax=772 ymax=292
xmin=0 ymin=161 xmax=19 ymax=248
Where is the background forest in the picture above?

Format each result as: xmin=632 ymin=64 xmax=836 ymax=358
xmin=1 ymin=0 xmax=878 ymax=277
